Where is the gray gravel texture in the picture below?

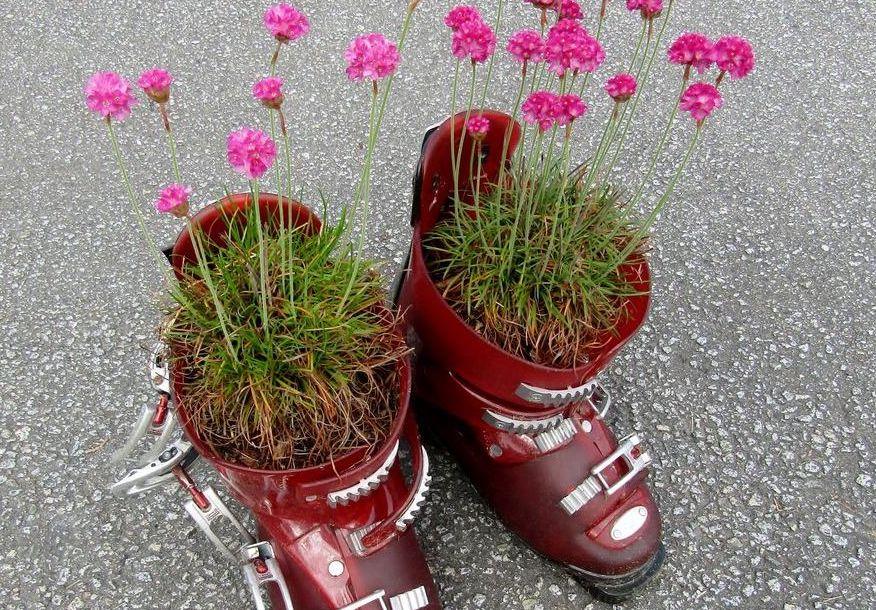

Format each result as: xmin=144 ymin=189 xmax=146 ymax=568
xmin=1 ymin=0 xmax=874 ymax=608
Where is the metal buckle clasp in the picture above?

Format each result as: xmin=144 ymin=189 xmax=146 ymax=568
xmin=592 ymin=433 xmax=652 ymax=496
xmin=558 ymin=433 xmax=652 ymax=515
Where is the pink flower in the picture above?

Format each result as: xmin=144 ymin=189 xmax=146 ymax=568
xmin=507 ymin=29 xmax=544 ymax=64
xmin=264 ymin=3 xmax=310 ymax=43
xmin=626 ymin=0 xmax=661 ymax=18
xmin=667 ymin=33 xmax=714 ymax=75
xmin=466 ymin=114 xmax=491 ymax=139
xmin=154 ymin=184 xmax=192 ymax=217
xmin=605 ymin=72 xmax=637 ymax=102
xmin=525 ymin=0 xmax=558 ymax=7
xmin=451 ymin=18 xmax=497 ymax=64
xmin=713 ymin=36 xmax=755 ymax=80
xmin=556 ymin=0 xmax=584 ymax=20
xmin=639 ymin=0 xmax=662 ymax=18
xmin=137 ymin=68 xmax=173 ymax=104
xmin=522 ymin=90 xmax=559 ymax=131
xmin=84 ymin=72 xmax=139 ymax=122
xmin=679 ymin=82 xmax=723 ymax=124
xmin=555 ymin=94 xmax=587 ymax=126
xmin=227 ymin=128 xmax=277 ymax=180
xmin=344 ymin=33 xmax=401 ymax=82
xmin=444 ymin=5 xmax=482 ymax=30
xmin=252 ymin=76 xmax=284 ymax=109
xmin=544 ymin=19 xmax=604 ymax=76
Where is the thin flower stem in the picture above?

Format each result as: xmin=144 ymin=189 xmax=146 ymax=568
xmin=454 ymin=63 xmax=478 ymax=194
xmin=106 ymin=120 xmax=165 ymax=272
xmin=250 ymin=179 xmax=271 ymax=343
xmin=627 ymin=74 xmax=688 ymax=210
xmin=477 ymin=0 xmax=505 ymax=108
xmin=185 ymin=216 xmax=239 ymax=363
xmin=602 ymin=125 xmax=701 ymax=278
xmin=602 ymin=0 xmax=675 ymax=178
xmin=160 ymin=105 xmax=183 ymax=183
xmin=270 ymin=40 xmax=283 ymax=74
xmin=449 ymin=60 xmax=462 ymax=208
xmin=268 ymin=111 xmax=288 ymax=297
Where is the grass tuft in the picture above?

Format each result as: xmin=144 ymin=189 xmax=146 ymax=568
xmin=426 ymin=162 xmax=647 ymax=368
xmin=163 ymin=204 xmax=407 ymax=470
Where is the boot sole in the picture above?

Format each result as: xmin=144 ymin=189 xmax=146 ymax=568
xmin=566 ymin=541 xmax=666 ymax=603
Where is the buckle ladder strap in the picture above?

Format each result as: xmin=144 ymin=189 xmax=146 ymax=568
xmin=559 ymin=433 xmax=653 ymax=516
xmin=337 ymin=587 xmax=430 ymax=610
xmin=327 ymin=441 xmax=400 ymax=507
xmin=533 ymin=419 xmax=579 ymax=453
xmin=482 ymin=409 xmax=566 ymax=435
xmin=184 ymin=486 xmax=256 ymax=563
xmin=515 ymin=379 xmax=612 ymax=418
xmin=241 ymin=541 xmax=295 ymax=610
xmin=348 ymin=417 xmax=432 ymax=556
xmin=110 ymin=439 xmax=198 ymax=496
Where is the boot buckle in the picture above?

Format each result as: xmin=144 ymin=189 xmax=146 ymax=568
xmin=515 ymin=379 xmax=611 ymax=419
xmin=241 ymin=541 xmax=295 ymax=610
xmin=559 ymin=433 xmax=652 ymax=515
xmin=338 ymin=586 xmax=430 ymax=610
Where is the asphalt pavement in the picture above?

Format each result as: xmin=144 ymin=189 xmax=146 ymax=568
xmin=0 ymin=0 xmax=874 ymax=608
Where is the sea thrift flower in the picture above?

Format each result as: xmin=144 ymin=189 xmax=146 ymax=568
xmin=252 ymin=76 xmax=284 ymax=110
xmin=451 ymin=18 xmax=497 ymax=64
xmin=525 ymin=0 xmax=559 ymax=7
xmin=226 ymin=128 xmax=277 ymax=179
xmin=154 ymin=184 xmax=192 ymax=217
xmin=137 ymin=68 xmax=173 ymax=104
xmin=713 ymin=36 xmax=755 ymax=80
xmin=556 ymin=0 xmax=584 ymax=20
xmin=638 ymin=0 xmax=662 ymax=19
xmin=627 ymin=0 xmax=661 ymax=18
xmin=84 ymin=72 xmax=139 ymax=122
xmin=444 ymin=5 xmax=482 ymax=30
xmin=263 ymin=3 xmax=310 ymax=43
xmin=467 ymin=114 xmax=491 ymax=139
xmin=667 ymin=33 xmax=714 ymax=75
xmin=507 ymin=29 xmax=544 ymax=65
xmin=605 ymin=72 xmax=637 ymax=102
xmin=679 ymin=82 xmax=723 ymax=124
xmin=344 ymin=33 xmax=401 ymax=82
xmin=522 ymin=90 xmax=559 ymax=131
xmin=555 ymin=94 xmax=587 ymax=126
xmin=544 ymin=19 xmax=604 ymax=76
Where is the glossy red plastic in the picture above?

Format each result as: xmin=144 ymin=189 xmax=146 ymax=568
xmin=171 ymin=193 xmax=441 ymax=609
xmin=399 ymin=113 xmax=663 ymax=594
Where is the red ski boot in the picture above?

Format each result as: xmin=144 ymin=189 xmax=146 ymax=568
xmin=113 ymin=194 xmax=441 ymax=610
xmin=397 ymin=113 xmax=665 ymax=602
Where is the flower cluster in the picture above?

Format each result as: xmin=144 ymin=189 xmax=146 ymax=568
xmin=252 ymin=76 xmax=285 ymax=109
xmin=522 ymin=91 xmax=587 ymax=131
xmin=138 ymin=68 xmax=173 ymax=104
xmin=263 ymin=3 xmax=309 ymax=43
xmin=507 ymin=29 xmax=544 ymax=65
xmin=450 ymin=13 xmax=497 ymax=64
xmin=605 ymin=72 xmax=637 ymax=102
xmin=226 ymin=127 xmax=278 ymax=180
xmin=84 ymin=72 xmax=139 ymax=122
xmin=154 ymin=184 xmax=192 ymax=217
xmin=344 ymin=33 xmax=401 ymax=82
xmin=679 ymin=82 xmax=723 ymax=124
xmin=543 ymin=18 xmax=604 ymax=77
xmin=466 ymin=114 xmax=491 ymax=139
xmin=667 ymin=32 xmax=714 ymax=75
xmin=556 ymin=0 xmax=584 ymax=20
xmin=626 ymin=0 xmax=663 ymax=20
xmin=713 ymin=36 xmax=755 ymax=80
xmin=444 ymin=5 xmax=481 ymax=30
